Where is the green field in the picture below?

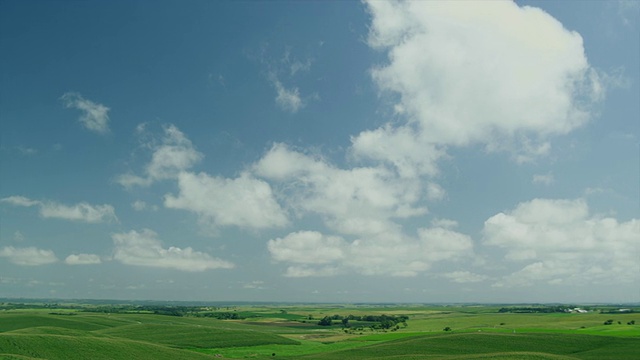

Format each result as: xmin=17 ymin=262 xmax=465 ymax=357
xmin=0 ymin=303 xmax=638 ymax=359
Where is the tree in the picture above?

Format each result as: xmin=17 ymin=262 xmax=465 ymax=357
xmin=342 ymin=318 xmax=349 ymax=327
xmin=443 ymin=327 xmax=452 ymax=331
xmin=318 ymin=316 xmax=333 ymax=326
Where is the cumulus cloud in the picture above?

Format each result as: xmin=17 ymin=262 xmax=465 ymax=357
xmin=1 ymin=196 xmax=117 ymax=223
xmin=61 ymin=92 xmax=110 ymax=134
xmin=64 ymin=253 xmax=102 ymax=265
xmin=483 ymin=198 xmax=639 ymax=287
xmin=255 ymin=143 xmax=425 ymax=237
xmin=0 ymin=246 xmax=58 ymax=266
xmin=112 ymin=229 xmax=234 ymax=271
xmin=268 ymin=231 xmax=348 ymax=265
xmin=353 ymin=0 xmax=605 ymax=176
xmin=116 ymin=125 xmax=203 ymax=188
xmin=164 ymin=172 xmax=289 ymax=231
xmin=268 ymin=226 xmax=473 ymax=277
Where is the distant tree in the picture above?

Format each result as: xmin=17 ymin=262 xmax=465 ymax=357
xmin=318 ymin=316 xmax=333 ymax=326
xmin=443 ymin=327 xmax=452 ymax=331
xmin=342 ymin=318 xmax=349 ymax=327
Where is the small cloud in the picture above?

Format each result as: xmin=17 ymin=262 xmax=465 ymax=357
xmin=17 ymin=146 xmax=37 ymax=155
xmin=0 ymin=246 xmax=58 ymax=266
xmin=426 ymin=182 xmax=446 ymax=201
xmin=290 ymin=58 xmax=312 ymax=76
xmin=61 ymin=92 xmax=110 ymax=134
xmin=532 ymin=173 xmax=554 ymax=186
xmin=116 ymin=124 xmax=203 ymax=189
xmin=1 ymin=195 xmax=40 ymax=207
xmin=1 ymin=195 xmax=117 ymax=223
xmin=441 ymin=271 xmax=489 ymax=283
xmin=131 ymin=200 xmax=158 ymax=211
xmin=39 ymin=202 xmax=117 ymax=223
xmin=430 ymin=218 xmax=458 ymax=229
xmin=618 ymin=0 xmax=640 ymax=27
xmin=273 ymin=78 xmax=304 ymax=113
xmin=243 ymin=281 xmax=266 ymax=289
xmin=65 ymin=253 xmax=102 ymax=265
xmin=13 ymin=231 xmax=25 ymax=242
xmin=584 ymin=187 xmax=610 ymax=196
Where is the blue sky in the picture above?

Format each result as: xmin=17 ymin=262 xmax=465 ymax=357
xmin=1 ymin=0 xmax=638 ymax=303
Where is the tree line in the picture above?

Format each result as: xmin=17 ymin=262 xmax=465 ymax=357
xmin=317 ymin=314 xmax=409 ymax=329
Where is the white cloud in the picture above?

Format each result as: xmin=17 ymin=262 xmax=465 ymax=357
xmin=1 ymin=196 xmax=117 ymax=223
xmin=112 ymin=229 xmax=234 ymax=271
xmin=61 ymin=92 xmax=110 ymax=134
xmin=268 ymin=231 xmax=348 ymax=265
xmin=243 ymin=280 xmax=266 ymax=289
xmin=273 ymin=77 xmax=304 ymax=113
xmin=355 ymin=0 xmax=605 ymax=176
xmin=254 ymin=143 xmax=425 ymax=237
xmin=116 ymin=124 xmax=203 ymax=188
xmin=268 ymin=226 xmax=473 ymax=278
xmin=17 ymin=146 xmax=37 ymax=155
xmin=13 ymin=231 xmax=25 ymax=242
xmin=484 ymin=198 xmax=640 ymax=287
xmin=131 ymin=200 xmax=157 ymax=211
xmin=290 ymin=58 xmax=312 ymax=76
xmin=39 ymin=202 xmax=117 ymax=223
xmin=351 ymin=125 xmax=444 ymax=178
xmin=618 ymin=0 xmax=640 ymax=27
xmin=1 ymin=195 xmax=40 ymax=207
xmin=254 ymin=143 xmax=476 ymax=277
xmin=283 ymin=266 xmax=342 ymax=278
xmin=64 ymin=253 xmax=102 ymax=265
xmin=0 ymin=246 xmax=58 ymax=266
xmin=164 ymin=171 xmax=289 ymax=231
xmin=426 ymin=182 xmax=446 ymax=201
xmin=441 ymin=271 xmax=489 ymax=284
xmin=533 ymin=173 xmax=555 ymax=185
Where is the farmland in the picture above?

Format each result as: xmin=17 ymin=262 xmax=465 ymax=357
xmin=0 ymin=302 xmax=638 ymax=359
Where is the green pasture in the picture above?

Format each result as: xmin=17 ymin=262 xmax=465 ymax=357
xmin=295 ymin=332 xmax=640 ymax=360
xmin=0 ymin=304 xmax=638 ymax=359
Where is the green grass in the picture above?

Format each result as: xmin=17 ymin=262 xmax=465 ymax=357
xmin=0 ymin=333 xmax=218 ymax=360
xmin=295 ymin=332 xmax=640 ymax=360
xmin=95 ymin=323 xmax=299 ymax=348
xmin=1 ymin=305 xmax=638 ymax=359
xmin=0 ymin=313 xmax=136 ymax=333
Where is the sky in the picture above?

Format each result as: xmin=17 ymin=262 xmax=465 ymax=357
xmin=0 ymin=0 xmax=638 ymax=304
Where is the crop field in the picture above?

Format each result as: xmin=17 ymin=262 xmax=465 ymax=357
xmin=0 ymin=302 xmax=638 ymax=359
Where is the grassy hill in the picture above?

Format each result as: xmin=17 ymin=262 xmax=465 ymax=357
xmin=0 ymin=304 xmax=638 ymax=359
xmin=0 ymin=333 xmax=218 ymax=360
xmin=95 ymin=323 xmax=299 ymax=348
xmin=295 ymin=332 xmax=640 ymax=360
